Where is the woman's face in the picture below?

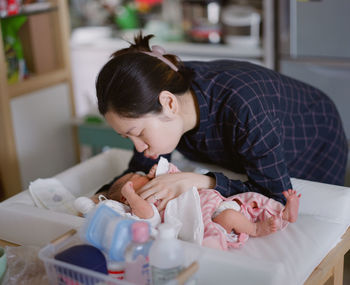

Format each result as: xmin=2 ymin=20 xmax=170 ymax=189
xmin=105 ymin=111 xmax=183 ymax=160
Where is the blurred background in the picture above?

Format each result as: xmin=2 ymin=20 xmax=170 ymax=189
xmin=1 ymin=0 xmax=350 ymax=200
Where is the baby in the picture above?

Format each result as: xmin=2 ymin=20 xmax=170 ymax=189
xmin=74 ymin=161 xmax=178 ymax=228
xmin=75 ymin=159 xmax=301 ymax=249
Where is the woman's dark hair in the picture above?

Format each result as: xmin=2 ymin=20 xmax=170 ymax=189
xmin=96 ymin=33 xmax=195 ymax=117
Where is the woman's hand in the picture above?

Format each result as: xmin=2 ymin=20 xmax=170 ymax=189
xmin=137 ymin=172 xmax=215 ymax=211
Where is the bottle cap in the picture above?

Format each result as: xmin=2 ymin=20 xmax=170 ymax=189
xmin=158 ymin=223 xmax=176 ymax=239
xmin=132 ymin=221 xmax=149 ymax=243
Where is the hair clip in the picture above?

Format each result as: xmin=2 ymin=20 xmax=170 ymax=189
xmin=142 ymin=45 xmax=178 ymax=72
xmin=151 ymin=45 xmax=167 ymax=55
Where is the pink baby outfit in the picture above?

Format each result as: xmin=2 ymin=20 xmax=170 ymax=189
xmin=152 ymin=160 xmax=288 ymax=250
xmin=199 ymin=189 xmax=288 ymax=250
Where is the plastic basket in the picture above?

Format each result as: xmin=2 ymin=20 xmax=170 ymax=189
xmin=38 ymin=229 xmax=134 ymax=285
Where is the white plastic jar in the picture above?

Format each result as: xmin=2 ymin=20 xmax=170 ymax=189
xmin=149 ymin=223 xmax=185 ymax=285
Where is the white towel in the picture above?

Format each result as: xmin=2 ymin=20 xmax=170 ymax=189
xmin=155 ymin=157 xmax=204 ymax=244
xmin=29 ymin=178 xmax=78 ymax=215
xmin=164 ymin=186 xmax=204 ymax=245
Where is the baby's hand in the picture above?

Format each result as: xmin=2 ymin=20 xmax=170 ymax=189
xmin=107 ymin=172 xmax=134 ymax=202
xmin=147 ymin=164 xmax=158 ymax=179
xmin=121 ymin=181 xmax=136 ymax=205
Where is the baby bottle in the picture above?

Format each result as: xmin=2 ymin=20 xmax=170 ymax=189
xmin=149 ymin=223 xmax=185 ymax=285
xmin=124 ymin=221 xmax=153 ymax=285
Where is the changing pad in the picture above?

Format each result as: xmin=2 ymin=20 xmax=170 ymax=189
xmin=0 ymin=148 xmax=349 ymax=285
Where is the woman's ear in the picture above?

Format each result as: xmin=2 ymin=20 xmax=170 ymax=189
xmin=159 ymin=91 xmax=178 ymax=116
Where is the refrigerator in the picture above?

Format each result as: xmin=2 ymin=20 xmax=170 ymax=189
xmin=277 ymin=0 xmax=350 ymax=184
xmin=278 ymin=0 xmax=350 ymax=139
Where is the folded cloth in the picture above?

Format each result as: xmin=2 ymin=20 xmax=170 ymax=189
xmin=165 ymin=186 xmax=203 ymax=245
xmin=157 ymin=157 xmax=203 ymax=244
xmin=29 ymin=178 xmax=78 ymax=215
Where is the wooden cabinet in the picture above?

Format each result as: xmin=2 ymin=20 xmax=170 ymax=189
xmin=0 ymin=0 xmax=78 ymax=200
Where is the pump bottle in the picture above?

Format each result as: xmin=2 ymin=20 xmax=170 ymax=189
xmin=149 ymin=223 xmax=185 ymax=285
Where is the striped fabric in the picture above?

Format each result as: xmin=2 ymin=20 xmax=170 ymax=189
xmin=110 ymin=60 xmax=348 ymax=205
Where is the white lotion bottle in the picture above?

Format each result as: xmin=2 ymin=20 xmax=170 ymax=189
xmin=149 ymin=223 xmax=185 ymax=285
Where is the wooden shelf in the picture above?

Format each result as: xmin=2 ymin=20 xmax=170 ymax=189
xmin=0 ymin=0 xmax=78 ymax=200
xmin=0 ymin=5 xmax=57 ymax=20
xmin=9 ymin=68 xmax=69 ymax=98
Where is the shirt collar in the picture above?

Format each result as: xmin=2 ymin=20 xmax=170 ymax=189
xmin=185 ymin=80 xmax=210 ymax=136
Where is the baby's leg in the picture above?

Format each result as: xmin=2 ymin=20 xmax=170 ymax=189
xmin=213 ymin=209 xmax=278 ymax=237
xmin=121 ymin=181 xmax=154 ymax=219
xmin=282 ymin=189 xmax=301 ymax=223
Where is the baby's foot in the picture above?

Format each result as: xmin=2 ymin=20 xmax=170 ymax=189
xmin=254 ymin=217 xmax=278 ymax=237
xmin=282 ymin=189 xmax=301 ymax=223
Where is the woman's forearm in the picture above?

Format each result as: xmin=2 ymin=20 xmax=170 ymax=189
xmin=189 ymin=172 xmax=216 ymax=190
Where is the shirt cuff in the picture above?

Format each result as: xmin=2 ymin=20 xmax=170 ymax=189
xmin=205 ymin=171 xmax=231 ymax=196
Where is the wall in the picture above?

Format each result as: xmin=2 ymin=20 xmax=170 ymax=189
xmin=280 ymin=60 xmax=350 ymax=186
xmin=10 ymin=83 xmax=76 ymax=189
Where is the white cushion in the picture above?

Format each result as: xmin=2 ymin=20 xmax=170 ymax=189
xmin=292 ymin=178 xmax=350 ymax=224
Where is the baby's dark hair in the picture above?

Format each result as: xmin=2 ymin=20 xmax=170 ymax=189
xmin=96 ymin=33 xmax=195 ymax=117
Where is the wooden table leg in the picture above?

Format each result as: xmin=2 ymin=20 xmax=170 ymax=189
xmin=333 ymin=257 xmax=344 ymax=285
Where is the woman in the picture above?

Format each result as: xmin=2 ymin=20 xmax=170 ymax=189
xmin=95 ymin=33 xmax=347 ymax=211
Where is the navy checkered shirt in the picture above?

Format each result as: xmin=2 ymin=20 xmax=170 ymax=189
xmin=102 ymin=60 xmax=348 ymax=205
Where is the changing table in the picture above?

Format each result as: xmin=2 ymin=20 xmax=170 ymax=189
xmin=0 ymin=148 xmax=349 ymax=285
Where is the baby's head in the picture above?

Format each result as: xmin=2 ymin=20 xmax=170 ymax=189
xmin=106 ymin=172 xmax=150 ymax=203
xmin=128 ymin=173 xmax=151 ymax=190
xmin=75 ymin=172 xmax=152 ymax=216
